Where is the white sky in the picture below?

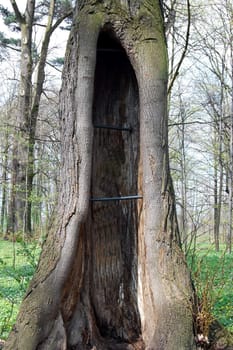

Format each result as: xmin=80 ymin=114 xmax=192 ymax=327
xmin=0 ymin=0 xmax=69 ymax=53
xmin=4 ymin=0 xmax=27 ymax=12
xmin=0 ymin=0 xmax=70 ymax=104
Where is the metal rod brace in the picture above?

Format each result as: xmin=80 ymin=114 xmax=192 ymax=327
xmin=97 ymin=48 xmax=125 ymax=53
xmin=90 ymin=195 xmax=142 ymax=202
xmin=94 ymin=124 xmax=132 ymax=132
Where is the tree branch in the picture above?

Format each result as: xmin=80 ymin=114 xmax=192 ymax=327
xmin=3 ymin=44 xmax=21 ymax=52
xmin=9 ymin=0 xmax=24 ymax=23
xmin=168 ymin=116 xmax=231 ymax=128
xmin=167 ymin=0 xmax=191 ymax=95
xmin=50 ymin=10 xmax=73 ymax=34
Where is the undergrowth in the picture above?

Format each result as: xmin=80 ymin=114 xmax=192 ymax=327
xmin=0 ymin=239 xmax=41 ymax=339
xmin=187 ymin=244 xmax=233 ymax=336
xmin=0 ymin=239 xmax=232 ymax=341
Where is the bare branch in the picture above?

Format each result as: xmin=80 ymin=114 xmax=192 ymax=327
xmin=50 ymin=10 xmax=73 ymax=34
xmin=9 ymin=0 xmax=24 ymax=23
xmin=168 ymin=0 xmax=191 ymax=94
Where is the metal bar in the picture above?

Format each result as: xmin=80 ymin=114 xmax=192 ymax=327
xmin=94 ymin=124 xmax=132 ymax=132
xmin=97 ymin=48 xmax=124 ymax=53
xmin=90 ymin=195 xmax=142 ymax=202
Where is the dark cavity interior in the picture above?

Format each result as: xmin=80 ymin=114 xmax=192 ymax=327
xmin=90 ymin=29 xmax=142 ymax=344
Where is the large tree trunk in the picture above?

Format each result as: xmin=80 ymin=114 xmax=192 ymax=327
xmin=5 ymin=1 xmax=196 ymax=349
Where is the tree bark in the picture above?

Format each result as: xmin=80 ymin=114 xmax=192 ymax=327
xmin=5 ymin=1 xmax=196 ymax=349
xmin=7 ymin=0 xmax=35 ymax=235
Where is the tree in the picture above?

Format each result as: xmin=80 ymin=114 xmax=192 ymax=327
xmin=226 ymin=0 xmax=233 ymax=254
xmin=0 ymin=119 xmax=10 ymax=234
xmin=0 ymin=65 xmax=61 ymax=238
xmin=0 ymin=77 xmax=18 ymax=235
xmin=5 ymin=1 xmax=196 ymax=349
xmin=191 ymin=0 xmax=233 ymax=251
xmin=165 ymin=0 xmax=191 ymax=95
xmin=3 ymin=0 xmax=72 ymax=235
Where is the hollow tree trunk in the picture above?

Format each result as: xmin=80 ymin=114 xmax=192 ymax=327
xmin=5 ymin=1 xmax=196 ymax=349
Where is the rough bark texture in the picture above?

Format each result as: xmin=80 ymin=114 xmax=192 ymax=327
xmin=5 ymin=1 xmax=196 ymax=349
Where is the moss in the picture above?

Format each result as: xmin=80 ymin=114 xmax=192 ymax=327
xmin=114 ymin=1 xmax=168 ymax=78
xmin=76 ymin=0 xmax=167 ymax=79
xmin=78 ymin=10 xmax=104 ymax=32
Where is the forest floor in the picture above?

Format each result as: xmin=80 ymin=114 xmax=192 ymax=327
xmin=187 ymin=243 xmax=233 ymax=333
xmin=0 ymin=239 xmax=232 ymax=341
xmin=0 ymin=239 xmax=40 ymax=340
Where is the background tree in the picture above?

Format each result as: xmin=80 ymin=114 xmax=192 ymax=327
xmin=5 ymin=1 xmax=196 ymax=349
xmin=168 ymin=0 xmax=233 ymax=253
xmin=193 ymin=0 xmax=233 ymax=252
xmin=0 ymin=0 xmax=72 ymax=236
xmin=0 ymin=75 xmax=61 ymax=240
xmin=0 ymin=69 xmax=18 ymax=236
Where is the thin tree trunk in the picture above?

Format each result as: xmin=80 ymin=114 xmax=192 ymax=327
xmin=213 ymin=150 xmax=219 ymax=251
xmin=7 ymin=144 xmax=17 ymax=235
xmin=227 ymin=45 xmax=233 ymax=254
xmin=0 ymin=127 xmax=9 ymax=234
xmin=213 ymin=58 xmax=226 ymax=252
xmin=180 ymin=97 xmax=188 ymax=251
xmin=7 ymin=0 xmax=35 ymax=235
xmin=228 ymin=130 xmax=233 ymax=254
xmin=216 ymin=155 xmax=223 ymax=251
xmin=213 ymin=124 xmax=223 ymax=252
xmin=5 ymin=1 xmax=196 ymax=349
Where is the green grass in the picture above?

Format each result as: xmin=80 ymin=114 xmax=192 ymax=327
xmin=0 ymin=240 xmax=40 ymax=339
xmin=188 ymin=244 xmax=233 ymax=332
xmin=0 ymin=239 xmax=232 ymax=340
